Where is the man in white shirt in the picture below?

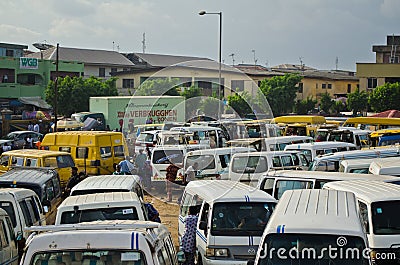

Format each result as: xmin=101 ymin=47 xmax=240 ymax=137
xmin=184 ymin=162 xmax=198 ymax=184
xmin=33 ymin=122 xmax=40 ymax=133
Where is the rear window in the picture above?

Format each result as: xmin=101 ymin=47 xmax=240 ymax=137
xmin=137 ymin=133 xmax=155 ymax=143
xmin=60 ymin=207 xmax=139 ymax=224
xmin=0 ymin=201 xmax=16 ymax=228
xmin=231 ymin=156 xmax=268 ymax=173
xmin=186 ymin=155 xmax=215 ymax=170
xmin=152 ymin=150 xmax=183 ymax=165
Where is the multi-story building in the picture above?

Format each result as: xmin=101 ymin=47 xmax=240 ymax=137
xmin=357 ymin=35 xmax=400 ymax=91
xmin=0 ymin=42 xmax=83 ymax=108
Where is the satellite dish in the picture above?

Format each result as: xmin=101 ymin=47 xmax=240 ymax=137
xmin=33 ymin=43 xmax=54 ymax=51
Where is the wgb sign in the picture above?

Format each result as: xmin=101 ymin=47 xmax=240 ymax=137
xmin=20 ymin=57 xmax=38 ymax=69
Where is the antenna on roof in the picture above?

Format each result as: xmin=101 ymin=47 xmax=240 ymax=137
xmin=229 ymin=53 xmax=235 ymax=66
xmin=112 ymin=41 xmax=115 ymax=51
xmin=142 ymin=32 xmax=146 ymax=54
xmin=335 ymin=56 xmax=339 ymax=71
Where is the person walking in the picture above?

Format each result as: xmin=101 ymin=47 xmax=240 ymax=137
xmin=27 ymin=121 xmax=34 ymax=131
xmin=181 ymin=206 xmax=199 ymax=265
xmin=33 ymin=122 xmax=40 ymax=133
xmin=165 ymin=163 xmax=180 ymax=202
xmin=135 ymin=149 xmax=147 ymax=176
xmin=64 ymin=167 xmax=81 ymax=197
xmin=184 ymin=162 xmax=198 ymax=184
xmin=119 ymin=156 xmax=135 ymax=174
xmin=113 ymin=164 xmax=124 ymax=175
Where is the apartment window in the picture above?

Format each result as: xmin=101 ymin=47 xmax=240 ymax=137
xmin=111 ymin=68 xmax=117 ymax=73
xmin=322 ymin=84 xmax=327 ymax=89
xmin=298 ymin=82 xmax=303 ymax=93
xmin=347 ymin=84 xmax=351 ymax=93
xmin=327 ymin=84 xmax=332 ymax=89
xmin=231 ymin=80 xmax=244 ymax=92
xmin=5 ymin=50 xmax=14 ymax=57
xmin=81 ymin=72 xmax=84 ymax=77
xmin=367 ymin=78 xmax=377 ymax=89
xmin=99 ymin=68 xmax=105 ymax=77
xmin=357 ymin=84 xmax=360 ymax=89
xmin=122 ymin=79 xmax=134 ymax=89
xmin=316 ymin=83 xmax=318 ymax=89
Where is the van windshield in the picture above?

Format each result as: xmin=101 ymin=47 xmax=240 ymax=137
xmin=152 ymin=150 xmax=183 ymax=164
xmin=231 ymin=156 xmax=268 ymax=173
xmin=32 ymin=250 xmax=146 ymax=265
xmin=259 ymin=234 xmax=369 ymax=265
xmin=211 ymin=202 xmax=275 ymax=236
xmin=186 ymin=155 xmax=215 ymax=170
xmin=60 ymin=207 xmax=139 ymax=224
xmin=372 ymin=200 xmax=400 ymax=235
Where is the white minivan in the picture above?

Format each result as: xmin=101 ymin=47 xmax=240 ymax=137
xmin=179 ymin=180 xmax=277 ymax=264
xmin=182 ymin=147 xmax=256 ymax=180
xmin=284 ymin=141 xmax=357 ymax=162
xmin=339 ymin=158 xmax=375 ymax=174
xmin=227 ymin=136 xmax=313 ymax=152
xmin=323 ymin=180 xmax=400 ymax=264
xmin=369 ymin=156 xmax=400 ymax=176
xmin=253 ymin=189 xmax=370 ymax=264
xmin=228 ymin=151 xmax=309 ymax=186
xmin=22 ymin=220 xmax=178 ymax=265
xmin=0 ymin=208 xmax=18 ymax=265
xmin=55 ymin=192 xmax=147 ymax=225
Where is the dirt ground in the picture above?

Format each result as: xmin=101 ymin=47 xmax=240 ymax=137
xmin=144 ymin=186 xmax=182 ymax=248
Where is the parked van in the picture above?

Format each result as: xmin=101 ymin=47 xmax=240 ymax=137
xmin=369 ymin=156 xmax=400 ymax=176
xmin=171 ymin=126 xmax=229 ymax=148
xmin=323 ymin=180 xmax=400 ymax=264
xmin=309 ymin=147 xmax=400 ymax=172
xmin=0 ymin=167 xmax=62 ymax=225
xmin=339 ymin=158 xmax=375 ymax=174
xmin=228 ymin=151 xmax=309 ymax=186
xmin=179 ymin=180 xmax=277 ymax=264
xmin=71 ymin=111 xmax=106 ymax=130
xmin=135 ymin=130 xmax=161 ymax=154
xmin=55 ymin=192 xmax=146 ymax=225
xmin=227 ymin=136 xmax=313 ymax=152
xmin=182 ymin=147 xmax=256 ymax=180
xmin=284 ymin=141 xmax=357 ymax=161
xmin=369 ymin=128 xmax=400 ymax=147
xmin=151 ymin=145 xmax=199 ymax=182
xmin=257 ymin=170 xmax=398 ymax=200
xmin=70 ymin=174 xmax=144 ymax=198
xmin=22 ymin=220 xmax=178 ymax=265
xmin=343 ymin=116 xmax=400 ymax=130
xmin=0 ymin=208 xmax=18 ymax=265
xmin=253 ymin=189 xmax=370 ymax=264
xmin=326 ymin=128 xmax=370 ymax=149
xmin=0 ymin=149 xmax=75 ymax=187
xmin=41 ymin=131 xmax=129 ymax=175
xmin=0 ymin=188 xmax=45 ymax=256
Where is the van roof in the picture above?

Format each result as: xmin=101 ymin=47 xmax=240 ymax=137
xmin=323 ymin=180 xmax=400 ymax=203
xmin=340 ymin=158 xmax=375 ymax=166
xmin=0 ymin=167 xmax=58 ymax=186
xmin=312 ymin=147 xmax=400 ymax=163
xmin=231 ymin=150 xmax=304 ymax=157
xmin=186 ymin=147 xmax=255 ymax=156
xmin=369 ymin=157 xmax=400 ymax=175
xmin=227 ymin=136 xmax=313 ymax=145
xmin=262 ymin=170 xmax=398 ymax=182
xmin=25 ymin=220 xmax=169 ymax=252
xmin=71 ymin=175 xmax=141 ymax=194
xmin=285 ymin=141 xmax=356 ymax=150
xmin=58 ymin=192 xmax=141 ymax=209
xmin=185 ymin=180 xmax=276 ymax=203
xmin=0 ymin=187 xmax=38 ymax=199
xmin=2 ymin=149 xmax=71 ymax=157
xmin=265 ymin=189 xmax=363 ymax=236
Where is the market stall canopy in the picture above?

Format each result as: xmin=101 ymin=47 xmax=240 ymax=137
xmin=18 ymin=97 xmax=51 ymax=109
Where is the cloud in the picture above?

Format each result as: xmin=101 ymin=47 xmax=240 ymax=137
xmin=0 ymin=24 xmax=41 ymax=41
xmin=380 ymin=0 xmax=400 ymax=18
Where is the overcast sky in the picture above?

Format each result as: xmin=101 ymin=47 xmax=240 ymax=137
xmin=2 ymin=0 xmax=399 ymax=71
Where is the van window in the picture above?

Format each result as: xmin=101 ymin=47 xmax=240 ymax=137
xmin=19 ymin=200 xmax=33 ymax=226
xmin=56 ymin=155 xmax=75 ymax=168
xmin=0 ymin=202 xmax=16 ymax=228
xmin=0 ymin=155 xmax=9 ymax=166
xmin=76 ymin=147 xmax=88 ymax=158
xmin=260 ymin=178 xmax=275 ymax=195
xmin=231 ymin=156 xmax=268 ymax=173
xmin=274 ymin=180 xmax=313 ymax=199
xmin=114 ymin=145 xmax=125 ymax=157
xmin=186 ymin=155 xmax=215 ymax=170
xmin=0 ymin=220 xmax=9 ymax=246
xmin=45 ymin=181 xmax=55 ymax=201
xmin=219 ymin=154 xmax=230 ymax=169
xmin=25 ymin=198 xmax=39 ymax=223
xmin=358 ymin=201 xmax=369 ymax=233
xmin=180 ymin=193 xmax=193 ymax=217
xmin=60 ymin=207 xmax=139 ymax=224
xmin=272 ymin=156 xmax=282 ymax=167
xmin=281 ymin=155 xmax=294 ymax=167
xmin=371 ymin=200 xmax=400 ymax=235
xmin=52 ymin=177 xmax=61 ymax=197
xmin=5 ymin=217 xmax=14 ymax=241
xmin=15 ymin=156 xmax=24 ymax=166
xmin=59 ymin=147 xmax=71 ymax=153
xmin=26 ymin=158 xmax=37 ymax=167
xmin=100 ymin=146 xmax=112 ymax=158
xmin=153 ymin=149 xmax=183 ymax=165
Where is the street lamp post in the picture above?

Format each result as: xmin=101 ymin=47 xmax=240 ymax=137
xmin=199 ymin=10 xmax=222 ymax=120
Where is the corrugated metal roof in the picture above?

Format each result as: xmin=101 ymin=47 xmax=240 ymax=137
xmin=132 ymin=52 xmax=211 ymax=67
xmin=27 ymin=47 xmax=134 ymax=66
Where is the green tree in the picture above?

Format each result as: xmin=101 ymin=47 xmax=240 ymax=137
xmin=45 ymin=76 xmax=118 ymax=117
xmin=319 ymin=92 xmax=334 ymax=114
xmin=294 ymin=97 xmax=317 ymax=114
xmin=347 ymin=88 xmax=369 ymax=116
xmin=180 ymin=86 xmax=202 ymax=99
xmin=181 ymin=86 xmax=203 ymax=118
xmin=331 ymin=100 xmax=346 ymax=115
xmin=227 ymin=91 xmax=252 ymax=117
xmin=369 ymin=82 xmax=400 ymax=112
xmin=259 ymin=73 xmax=302 ymax=116
xmin=135 ymin=78 xmax=180 ymax=96
xmin=200 ymin=95 xmax=223 ymax=120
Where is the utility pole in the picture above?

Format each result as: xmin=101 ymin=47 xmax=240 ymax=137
xmin=54 ymin=43 xmax=59 ymax=132
xmin=252 ymin=49 xmax=257 ymax=69
xmin=142 ymin=32 xmax=146 ymax=53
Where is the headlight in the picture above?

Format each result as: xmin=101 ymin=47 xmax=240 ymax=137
xmin=206 ymin=247 xmax=229 ymax=257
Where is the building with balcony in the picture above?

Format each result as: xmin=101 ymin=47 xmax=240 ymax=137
xmin=356 ymin=35 xmax=400 ymax=91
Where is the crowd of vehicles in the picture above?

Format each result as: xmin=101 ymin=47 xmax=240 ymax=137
xmin=0 ymin=114 xmax=400 ymax=264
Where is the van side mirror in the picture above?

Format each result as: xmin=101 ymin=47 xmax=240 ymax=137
xmin=199 ymin=221 xmax=207 ymax=231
